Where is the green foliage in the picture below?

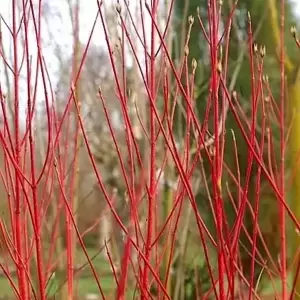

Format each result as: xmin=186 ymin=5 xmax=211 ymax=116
xmin=172 ymin=0 xmax=300 ymax=295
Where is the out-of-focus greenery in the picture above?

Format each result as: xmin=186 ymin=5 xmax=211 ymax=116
xmin=171 ymin=0 xmax=300 ymax=297
xmin=0 ymin=248 xmax=123 ymax=299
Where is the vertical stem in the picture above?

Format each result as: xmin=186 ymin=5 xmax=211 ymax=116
xmin=162 ymin=181 xmax=173 ymax=297
xmin=12 ymin=1 xmax=28 ymax=298
xmin=23 ymin=0 xmax=46 ymax=297
xmin=209 ymin=1 xmax=224 ymax=298
xmin=142 ymin=0 xmax=158 ymax=296
xmin=289 ymin=70 xmax=300 ymax=296
xmin=279 ymin=0 xmax=287 ymax=298
xmin=266 ymin=0 xmax=296 ymax=296
xmin=66 ymin=2 xmax=80 ymax=298
xmin=248 ymin=60 xmax=265 ymax=300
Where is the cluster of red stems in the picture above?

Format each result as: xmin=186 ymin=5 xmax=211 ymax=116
xmin=0 ymin=0 xmax=300 ymax=299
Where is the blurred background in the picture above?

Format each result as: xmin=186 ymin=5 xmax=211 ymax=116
xmin=0 ymin=0 xmax=300 ymax=299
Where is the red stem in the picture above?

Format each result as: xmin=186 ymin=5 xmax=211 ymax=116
xmin=279 ymin=0 xmax=287 ymax=298
xmin=208 ymin=1 xmax=226 ymax=297
xmin=12 ymin=0 xmax=28 ymax=297
xmin=142 ymin=0 xmax=158 ymax=295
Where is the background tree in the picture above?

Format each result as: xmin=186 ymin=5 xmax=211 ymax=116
xmin=173 ymin=0 xmax=300 ymax=297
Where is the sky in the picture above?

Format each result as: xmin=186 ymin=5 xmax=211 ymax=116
xmin=0 ymin=0 xmax=156 ymax=95
xmin=1 ymin=0 xmax=299 ymax=76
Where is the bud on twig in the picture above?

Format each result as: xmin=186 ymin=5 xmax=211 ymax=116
xmin=217 ymin=61 xmax=222 ymax=74
xmin=263 ymin=75 xmax=269 ymax=83
xmin=253 ymin=43 xmax=258 ymax=56
xmin=232 ymin=90 xmax=238 ymax=104
xmin=247 ymin=11 xmax=251 ymax=23
xmin=188 ymin=15 xmax=194 ymax=25
xmin=209 ymin=145 xmax=215 ymax=157
xmin=291 ymin=26 xmax=300 ymax=47
xmin=291 ymin=26 xmax=297 ymax=38
xmin=184 ymin=45 xmax=189 ymax=56
xmin=116 ymin=3 xmax=121 ymax=14
xmin=192 ymin=58 xmax=197 ymax=72
xmin=259 ymin=45 xmax=266 ymax=58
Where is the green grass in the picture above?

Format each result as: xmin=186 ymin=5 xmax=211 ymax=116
xmin=0 ymin=277 xmax=18 ymax=297
xmin=77 ymin=276 xmax=113 ymax=296
xmin=0 ymin=247 xmax=117 ymax=299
